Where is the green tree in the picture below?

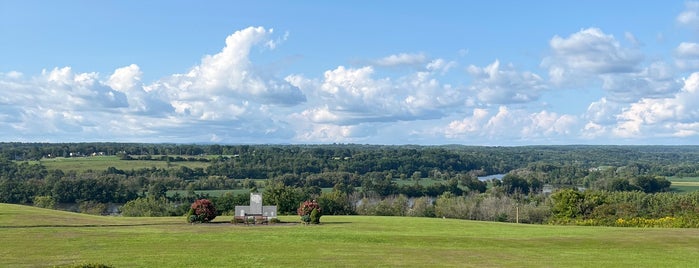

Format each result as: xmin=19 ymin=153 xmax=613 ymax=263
xmin=633 ymin=175 xmax=671 ymax=193
xmin=147 ymin=182 xmax=168 ymax=199
xmin=550 ymin=189 xmax=584 ymax=220
xmin=263 ymin=182 xmax=307 ymax=214
xmin=120 ymin=197 xmax=172 ymax=217
xmin=317 ymin=190 xmax=354 ymax=215
xmin=33 ymin=195 xmax=56 ymax=209
xmin=501 ymin=174 xmax=530 ymax=195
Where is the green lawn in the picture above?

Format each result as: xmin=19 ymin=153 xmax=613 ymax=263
xmin=28 ymin=156 xmax=210 ymax=172
xmin=2 ymin=203 xmax=699 ymax=267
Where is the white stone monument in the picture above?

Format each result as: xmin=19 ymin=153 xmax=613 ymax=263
xmin=235 ymin=193 xmax=277 ymax=218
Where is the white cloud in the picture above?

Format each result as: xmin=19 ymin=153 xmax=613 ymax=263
xmin=543 ymin=28 xmax=643 ymax=84
xmin=0 ymin=27 xmax=302 ymax=142
xmin=599 ymin=61 xmax=680 ymax=101
xmin=445 ymin=108 xmax=489 ymax=136
xmin=156 ymin=26 xmax=305 ymax=118
xmin=426 ymin=58 xmax=457 ymax=74
xmin=675 ymin=42 xmax=699 ymax=70
xmin=677 ymin=1 xmax=699 ymax=29
xmin=294 ymin=124 xmax=361 ymax=143
xmin=374 ymin=53 xmax=427 ymax=67
xmin=295 ymin=64 xmax=458 ymax=125
xmin=107 ymin=64 xmax=142 ymax=93
xmin=613 ymin=72 xmax=699 ymax=138
xmin=0 ymin=66 xmax=133 ymax=139
xmin=444 ymin=106 xmax=579 ymax=142
xmin=584 ymin=97 xmax=622 ymax=125
xmin=106 ymin=64 xmax=169 ymax=114
xmin=467 ymin=60 xmax=546 ymax=104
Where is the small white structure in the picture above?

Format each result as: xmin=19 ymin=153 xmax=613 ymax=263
xmin=235 ymin=193 xmax=277 ymax=218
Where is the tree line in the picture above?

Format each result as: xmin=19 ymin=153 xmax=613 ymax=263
xmin=2 ymin=143 xmax=699 ymax=226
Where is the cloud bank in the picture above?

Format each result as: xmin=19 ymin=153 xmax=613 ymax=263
xmin=2 ymin=4 xmax=699 ymax=146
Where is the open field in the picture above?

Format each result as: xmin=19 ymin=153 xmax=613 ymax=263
xmin=669 ymin=176 xmax=699 ymax=193
xmin=2 ymin=204 xmax=699 ymax=267
xmin=167 ymin=189 xmax=250 ymax=197
xmin=27 ymin=156 xmax=210 ymax=172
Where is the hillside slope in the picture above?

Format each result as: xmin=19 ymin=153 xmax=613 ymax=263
xmin=2 ymin=203 xmax=699 ymax=267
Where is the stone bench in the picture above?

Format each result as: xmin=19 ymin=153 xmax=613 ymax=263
xmin=233 ymin=214 xmax=268 ymax=225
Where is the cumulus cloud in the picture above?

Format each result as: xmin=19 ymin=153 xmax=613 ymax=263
xmin=584 ymin=97 xmax=622 ymax=125
xmin=106 ymin=64 xmax=172 ymax=114
xmin=0 ymin=66 xmax=133 ymax=139
xmin=294 ymin=64 xmax=459 ymax=125
xmin=293 ymin=123 xmax=365 ymax=143
xmin=613 ymin=72 xmax=699 ymax=138
xmin=542 ymin=28 xmax=643 ymax=84
xmin=151 ymin=26 xmax=305 ymax=121
xmin=600 ymin=62 xmax=680 ymax=102
xmin=466 ymin=60 xmax=546 ymax=104
xmin=445 ymin=108 xmax=490 ymax=135
xmin=0 ymin=26 xmax=305 ymax=142
xmin=444 ymin=106 xmax=579 ymax=142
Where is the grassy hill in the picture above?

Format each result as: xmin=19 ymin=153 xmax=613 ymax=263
xmin=2 ymin=203 xmax=699 ymax=267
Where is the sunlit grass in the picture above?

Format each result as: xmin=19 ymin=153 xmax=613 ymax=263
xmin=25 ymin=155 xmax=210 ymax=172
xmin=2 ymin=203 xmax=699 ymax=267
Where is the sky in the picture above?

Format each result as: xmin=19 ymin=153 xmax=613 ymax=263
xmin=1 ymin=1 xmax=699 ymax=145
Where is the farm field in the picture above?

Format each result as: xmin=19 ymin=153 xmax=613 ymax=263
xmin=669 ymin=176 xmax=699 ymax=193
xmin=2 ymin=204 xmax=699 ymax=267
xmin=28 ymin=155 xmax=210 ymax=172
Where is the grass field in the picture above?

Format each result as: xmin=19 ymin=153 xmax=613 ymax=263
xmin=167 ymin=189 xmax=251 ymax=197
xmin=29 ymin=156 xmax=210 ymax=172
xmin=669 ymin=176 xmax=699 ymax=193
xmin=2 ymin=204 xmax=699 ymax=267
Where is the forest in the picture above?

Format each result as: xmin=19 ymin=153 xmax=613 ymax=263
xmin=2 ymin=142 xmax=699 ymax=227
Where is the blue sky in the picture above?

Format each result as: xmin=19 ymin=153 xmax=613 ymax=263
xmin=1 ymin=1 xmax=699 ymax=145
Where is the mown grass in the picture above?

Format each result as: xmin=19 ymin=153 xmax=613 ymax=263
xmin=28 ymin=156 xmax=210 ymax=172
xmin=2 ymin=204 xmax=699 ymax=267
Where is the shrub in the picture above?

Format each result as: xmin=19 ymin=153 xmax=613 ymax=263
xmin=297 ymin=200 xmax=322 ymax=224
xmin=186 ymin=199 xmax=217 ymax=223
xmin=120 ymin=197 xmax=172 ymax=217
xmin=310 ymin=208 xmax=320 ymax=224
xmin=408 ymin=196 xmax=435 ymax=217
xmin=79 ymin=201 xmax=107 ymax=215
xmin=33 ymin=195 xmax=56 ymax=209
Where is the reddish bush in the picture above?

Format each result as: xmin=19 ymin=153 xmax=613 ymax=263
xmin=298 ymin=199 xmax=322 ymax=224
xmin=187 ymin=199 xmax=217 ymax=223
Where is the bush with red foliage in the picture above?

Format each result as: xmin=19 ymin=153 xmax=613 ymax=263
xmin=186 ymin=199 xmax=217 ymax=223
xmin=297 ymin=199 xmax=322 ymax=224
